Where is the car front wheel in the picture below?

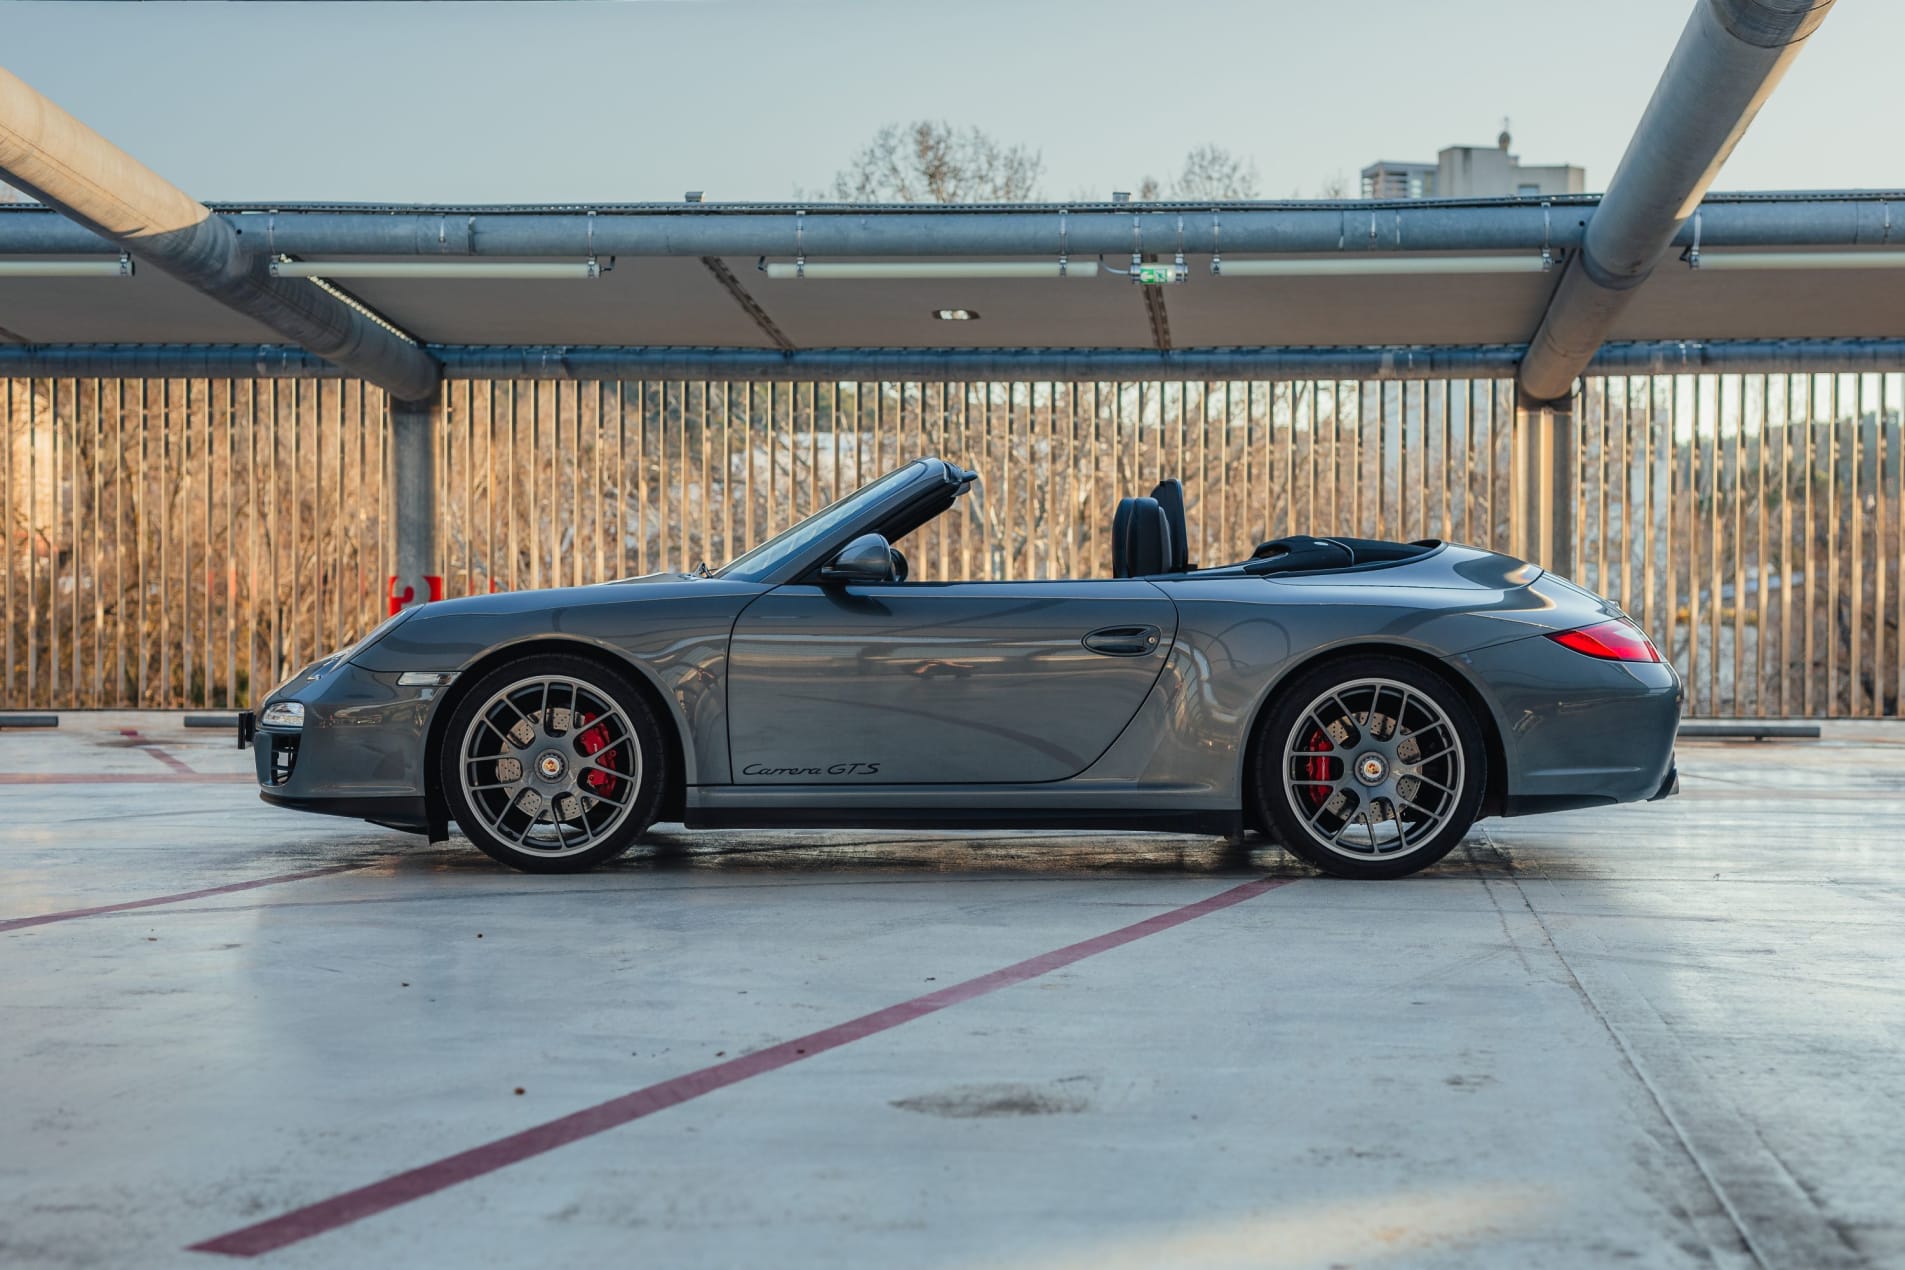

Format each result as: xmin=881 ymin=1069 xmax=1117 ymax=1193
xmin=1254 ymin=655 xmax=1486 ymax=880
xmin=441 ymin=653 xmax=667 ymax=873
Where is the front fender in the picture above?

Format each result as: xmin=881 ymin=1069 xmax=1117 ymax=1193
xmin=351 ymin=580 xmax=771 ymax=786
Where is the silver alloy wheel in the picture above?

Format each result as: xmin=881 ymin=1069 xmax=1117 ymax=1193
xmin=1281 ymin=676 xmax=1465 ymax=860
xmin=458 ymin=674 xmax=642 ymax=858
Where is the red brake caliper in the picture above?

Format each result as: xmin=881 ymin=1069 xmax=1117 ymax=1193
xmin=1304 ymin=726 xmax=1331 ymax=808
xmin=575 ymin=712 xmax=618 ymax=796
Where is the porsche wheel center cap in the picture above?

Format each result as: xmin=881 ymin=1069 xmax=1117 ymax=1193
xmin=535 ymin=750 xmax=568 ymax=782
xmin=1354 ymin=752 xmax=1388 ymax=786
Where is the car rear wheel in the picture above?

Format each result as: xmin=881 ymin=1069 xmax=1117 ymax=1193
xmin=441 ymin=653 xmax=667 ymax=873
xmin=1254 ymin=655 xmax=1486 ymax=880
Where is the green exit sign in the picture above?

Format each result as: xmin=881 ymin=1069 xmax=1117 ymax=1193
xmin=1135 ymin=262 xmax=1188 ymax=285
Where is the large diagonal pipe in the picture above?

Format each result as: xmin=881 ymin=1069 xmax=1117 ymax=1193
xmin=1517 ymin=0 xmax=1835 ymax=402
xmin=0 ymin=64 xmax=440 ymax=401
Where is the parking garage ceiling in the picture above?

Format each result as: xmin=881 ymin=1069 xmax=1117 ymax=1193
xmin=2 ymin=194 xmax=1903 ymax=371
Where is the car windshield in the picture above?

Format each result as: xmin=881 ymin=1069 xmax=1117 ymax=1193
xmin=715 ymin=461 xmax=924 ymax=580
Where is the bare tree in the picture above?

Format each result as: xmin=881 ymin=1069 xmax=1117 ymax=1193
xmin=1173 ymin=144 xmax=1261 ymax=200
xmin=1130 ymin=146 xmax=1258 ymax=202
xmin=828 ymin=121 xmax=1043 ymax=203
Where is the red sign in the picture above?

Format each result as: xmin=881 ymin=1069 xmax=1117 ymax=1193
xmin=388 ymin=574 xmax=444 ymax=615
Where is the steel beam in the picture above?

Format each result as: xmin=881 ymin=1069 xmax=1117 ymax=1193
xmin=1511 ymin=397 xmax=1576 ymax=570
xmin=0 ymin=66 xmax=440 ymax=401
xmin=4 ymin=195 xmax=1903 ymax=261
xmin=390 ymin=395 xmax=440 ymax=613
xmin=1517 ymin=0 xmax=1836 ymax=402
xmin=6 ymin=339 xmax=1905 ymax=382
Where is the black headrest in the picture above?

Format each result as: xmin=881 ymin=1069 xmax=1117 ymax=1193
xmin=1112 ymin=496 xmax=1173 ymax=578
xmin=1148 ymin=479 xmax=1189 ymax=572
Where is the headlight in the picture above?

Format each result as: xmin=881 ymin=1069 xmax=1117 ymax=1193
xmin=260 ymin=701 xmax=306 ymax=730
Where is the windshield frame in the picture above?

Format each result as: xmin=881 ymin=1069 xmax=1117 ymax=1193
xmin=714 ymin=460 xmax=935 ymax=584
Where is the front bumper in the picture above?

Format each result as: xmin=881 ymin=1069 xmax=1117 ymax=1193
xmin=254 ymin=661 xmax=440 ymax=831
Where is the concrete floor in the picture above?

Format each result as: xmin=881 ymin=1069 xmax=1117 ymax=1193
xmin=2 ymin=714 xmax=1902 ymax=1269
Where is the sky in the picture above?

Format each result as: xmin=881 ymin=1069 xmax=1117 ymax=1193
xmin=3 ymin=0 xmax=1897 ymax=205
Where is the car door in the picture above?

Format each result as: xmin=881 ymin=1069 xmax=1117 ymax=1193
xmin=726 ymin=579 xmax=1177 ymax=784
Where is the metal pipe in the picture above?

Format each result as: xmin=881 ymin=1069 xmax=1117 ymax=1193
xmin=1586 ymin=337 xmax=1905 ymax=373
xmin=424 ymin=345 xmax=1529 ymax=382
xmin=0 ymin=66 xmax=440 ymax=402
xmin=6 ymin=339 xmax=1905 ymax=383
xmin=7 ymin=195 xmax=1903 ymax=260
xmin=1518 ymin=0 xmax=1836 ymax=401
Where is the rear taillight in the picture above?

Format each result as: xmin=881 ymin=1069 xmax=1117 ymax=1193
xmin=1548 ymin=618 xmax=1661 ymax=663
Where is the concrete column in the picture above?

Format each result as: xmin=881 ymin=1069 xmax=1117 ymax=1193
xmin=390 ymin=395 xmax=440 ymax=612
xmin=1512 ymin=395 xmax=1576 ymax=572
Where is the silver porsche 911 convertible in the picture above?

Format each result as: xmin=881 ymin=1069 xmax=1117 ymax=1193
xmin=253 ymin=457 xmax=1680 ymax=880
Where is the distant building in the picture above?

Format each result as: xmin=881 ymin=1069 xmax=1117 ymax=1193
xmin=1360 ymin=160 xmax=1439 ymax=200
xmin=1361 ymin=127 xmax=1584 ymax=200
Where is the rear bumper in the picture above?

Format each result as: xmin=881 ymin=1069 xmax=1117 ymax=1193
xmin=1457 ymin=633 xmax=1681 ymax=815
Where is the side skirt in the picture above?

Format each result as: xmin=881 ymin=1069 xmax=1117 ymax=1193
xmin=683 ymin=806 xmax=1243 ymax=837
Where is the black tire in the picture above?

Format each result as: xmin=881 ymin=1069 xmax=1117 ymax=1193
xmin=1252 ymin=654 xmax=1486 ymax=880
xmin=440 ymin=652 xmax=668 ymax=873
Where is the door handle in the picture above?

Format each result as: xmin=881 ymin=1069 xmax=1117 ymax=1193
xmin=1082 ymin=624 xmax=1162 ymax=657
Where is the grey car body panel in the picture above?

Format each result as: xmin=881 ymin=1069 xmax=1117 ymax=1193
xmin=255 ymin=661 xmax=433 ymax=827
xmin=350 ymin=574 xmax=770 ymax=786
xmin=727 ymin=580 xmax=1176 ymax=784
xmin=259 ymin=456 xmax=1681 ymax=839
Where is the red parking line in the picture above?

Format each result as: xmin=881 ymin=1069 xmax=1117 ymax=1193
xmin=121 ymin=728 xmax=199 ymax=775
xmin=191 ymin=875 xmax=1296 ymax=1258
xmin=0 ymin=773 xmax=252 ymax=784
xmin=0 ymin=864 xmax=367 ymax=933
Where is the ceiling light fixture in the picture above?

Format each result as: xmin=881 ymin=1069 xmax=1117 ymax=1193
xmin=1212 ymin=255 xmax=1550 ymax=277
xmin=1687 ymin=250 xmax=1905 ymax=271
xmin=268 ymin=260 xmax=604 ymax=280
xmin=762 ymin=261 xmax=1097 ymax=280
xmin=932 ymin=309 xmax=979 ymax=321
xmin=0 ymin=254 xmax=134 ymax=277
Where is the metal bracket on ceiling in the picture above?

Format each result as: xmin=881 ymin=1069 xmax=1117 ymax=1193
xmin=1174 ymin=214 xmax=1186 ymax=274
xmin=795 ymin=209 xmax=806 ymax=279
xmin=1684 ymin=209 xmax=1703 ymax=269
xmin=436 ymin=215 xmax=447 ymax=254
xmin=1881 ymin=199 xmax=1892 ymax=245
xmin=1541 ymin=200 xmax=1554 ymax=272
xmin=1210 ymin=209 xmax=1222 ymax=276
xmin=116 ymin=252 xmax=133 ymax=277
xmin=1058 ymin=208 xmax=1068 ymax=277
xmin=1131 ymin=211 xmax=1144 ymax=272
xmin=266 ymin=212 xmax=276 ymax=258
xmin=586 ymin=210 xmax=601 ymax=276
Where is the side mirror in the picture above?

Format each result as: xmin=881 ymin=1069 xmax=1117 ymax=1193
xmin=819 ymin=533 xmax=897 ymax=585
